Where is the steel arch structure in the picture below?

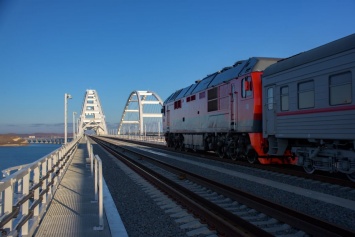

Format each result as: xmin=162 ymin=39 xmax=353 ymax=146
xmin=78 ymin=89 xmax=108 ymax=135
xmin=118 ymin=90 xmax=163 ymax=135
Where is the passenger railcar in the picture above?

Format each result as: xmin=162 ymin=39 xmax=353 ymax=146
xmin=162 ymin=57 xmax=296 ymax=165
xmin=262 ymin=34 xmax=355 ymax=181
xmin=162 ymin=33 xmax=355 ymax=181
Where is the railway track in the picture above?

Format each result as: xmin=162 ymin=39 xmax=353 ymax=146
xmin=102 ymin=136 xmax=355 ymax=188
xmin=91 ymin=136 xmax=355 ymax=237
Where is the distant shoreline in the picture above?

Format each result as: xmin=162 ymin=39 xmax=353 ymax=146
xmin=0 ymin=135 xmax=29 ymax=147
xmin=0 ymin=143 xmax=29 ymax=147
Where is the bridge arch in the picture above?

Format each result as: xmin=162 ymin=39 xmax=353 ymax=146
xmin=118 ymin=90 xmax=163 ymax=135
xmin=78 ymin=89 xmax=108 ymax=135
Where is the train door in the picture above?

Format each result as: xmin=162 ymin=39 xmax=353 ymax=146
xmin=264 ymin=86 xmax=276 ymax=135
xmin=166 ymin=105 xmax=171 ymax=131
xmin=230 ymin=83 xmax=238 ymax=130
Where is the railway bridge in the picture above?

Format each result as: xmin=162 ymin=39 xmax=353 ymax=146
xmin=1 ymin=86 xmax=355 ymax=236
xmin=0 ymin=88 xmax=164 ymax=237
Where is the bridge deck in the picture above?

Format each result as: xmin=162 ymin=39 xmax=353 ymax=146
xmin=34 ymin=141 xmax=112 ymax=237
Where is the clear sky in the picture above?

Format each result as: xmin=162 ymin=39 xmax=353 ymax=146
xmin=0 ymin=0 xmax=354 ymax=134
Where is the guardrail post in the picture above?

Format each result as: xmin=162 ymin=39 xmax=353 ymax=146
xmin=21 ymin=171 xmax=30 ymax=235
xmin=54 ymin=151 xmax=59 ymax=189
xmin=86 ymin=140 xmax=90 ymax=162
xmin=93 ymin=155 xmax=104 ymax=231
xmin=90 ymin=144 xmax=94 ymax=176
xmin=3 ymin=179 xmax=14 ymax=231
xmin=41 ymin=160 xmax=47 ymax=204
xmin=94 ymin=158 xmax=98 ymax=201
xmin=86 ymin=140 xmax=94 ymax=177
xmin=33 ymin=165 xmax=40 ymax=217
xmin=47 ymin=155 xmax=55 ymax=199
xmin=17 ymin=177 xmax=22 ymax=194
xmin=59 ymin=149 xmax=64 ymax=179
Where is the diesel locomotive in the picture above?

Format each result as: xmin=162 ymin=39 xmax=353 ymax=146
xmin=162 ymin=34 xmax=355 ymax=181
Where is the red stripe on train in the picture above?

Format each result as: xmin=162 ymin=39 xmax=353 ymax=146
xmin=276 ymin=104 xmax=355 ymax=117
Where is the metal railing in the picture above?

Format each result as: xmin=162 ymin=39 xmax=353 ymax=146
xmin=86 ymin=139 xmax=104 ymax=230
xmin=0 ymin=136 xmax=82 ymax=237
xmin=2 ymin=165 xmax=29 ymax=178
xmin=115 ymin=134 xmax=165 ymax=144
xmin=93 ymin=155 xmax=103 ymax=230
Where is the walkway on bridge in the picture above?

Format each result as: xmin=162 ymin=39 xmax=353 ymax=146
xmin=34 ymin=139 xmax=116 ymax=237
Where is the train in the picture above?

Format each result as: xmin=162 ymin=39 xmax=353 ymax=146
xmin=162 ymin=33 xmax=355 ymax=181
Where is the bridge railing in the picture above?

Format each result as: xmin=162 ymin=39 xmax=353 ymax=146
xmin=0 ymin=135 xmax=82 ymax=237
xmin=86 ymin=139 xmax=104 ymax=230
xmin=115 ymin=134 xmax=165 ymax=144
xmin=2 ymin=164 xmax=30 ymax=178
xmin=26 ymin=137 xmax=74 ymax=144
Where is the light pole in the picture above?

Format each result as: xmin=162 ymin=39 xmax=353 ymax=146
xmin=64 ymin=93 xmax=72 ymax=144
xmin=73 ymin=112 xmax=77 ymax=139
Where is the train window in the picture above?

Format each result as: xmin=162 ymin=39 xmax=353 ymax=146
xmin=199 ymin=91 xmax=206 ymax=99
xmin=208 ymin=87 xmax=218 ymax=100
xmin=280 ymin=86 xmax=289 ymax=111
xmin=267 ymin=88 xmax=273 ymax=110
xmin=208 ymin=87 xmax=218 ymax=112
xmin=174 ymin=100 xmax=182 ymax=109
xmin=329 ymin=72 xmax=352 ymax=105
xmin=219 ymin=84 xmax=229 ymax=110
xmin=208 ymin=100 xmax=218 ymax=112
xmin=241 ymin=77 xmax=252 ymax=98
xmin=298 ymin=81 xmax=314 ymax=109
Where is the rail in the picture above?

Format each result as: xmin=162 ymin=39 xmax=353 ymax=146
xmin=0 ymin=135 xmax=82 ymax=237
xmin=92 ymin=137 xmax=270 ymax=236
xmin=93 ymin=136 xmax=355 ymax=237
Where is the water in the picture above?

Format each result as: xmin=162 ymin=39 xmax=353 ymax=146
xmin=0 ymin=143 xmax=61 ymax=172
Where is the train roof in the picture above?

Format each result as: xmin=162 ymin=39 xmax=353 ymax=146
xmin=263 ymin=33 xmax=355 ymax=77
xmin=164 ymin=57 xmax=280 ymax=103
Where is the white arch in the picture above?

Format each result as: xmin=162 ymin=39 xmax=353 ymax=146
xmin=118 ymin=90 xmax=163 ymax=135
xmin=78 ymin=89 xmax=108 ymax=135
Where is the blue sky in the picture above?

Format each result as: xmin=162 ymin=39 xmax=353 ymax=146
xmin=0 ymin=0 xmax=354 ymax=134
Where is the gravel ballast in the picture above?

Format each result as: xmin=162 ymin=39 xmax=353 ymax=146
xmin=92 ymin=143 xmax=207 ymax=237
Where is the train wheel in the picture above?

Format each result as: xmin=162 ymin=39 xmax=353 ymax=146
xmin=216 ymin=147 xmax=226 ymax=158
xmin=346 ymin=173 xmax=355 ymax=182
xmin=229 ymin=152 xmax=238 ymax=161
xmin=246 ymin=149 xmax=258 ymax=164
xmin=303 ymin=165 xmax=315 ymax=174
